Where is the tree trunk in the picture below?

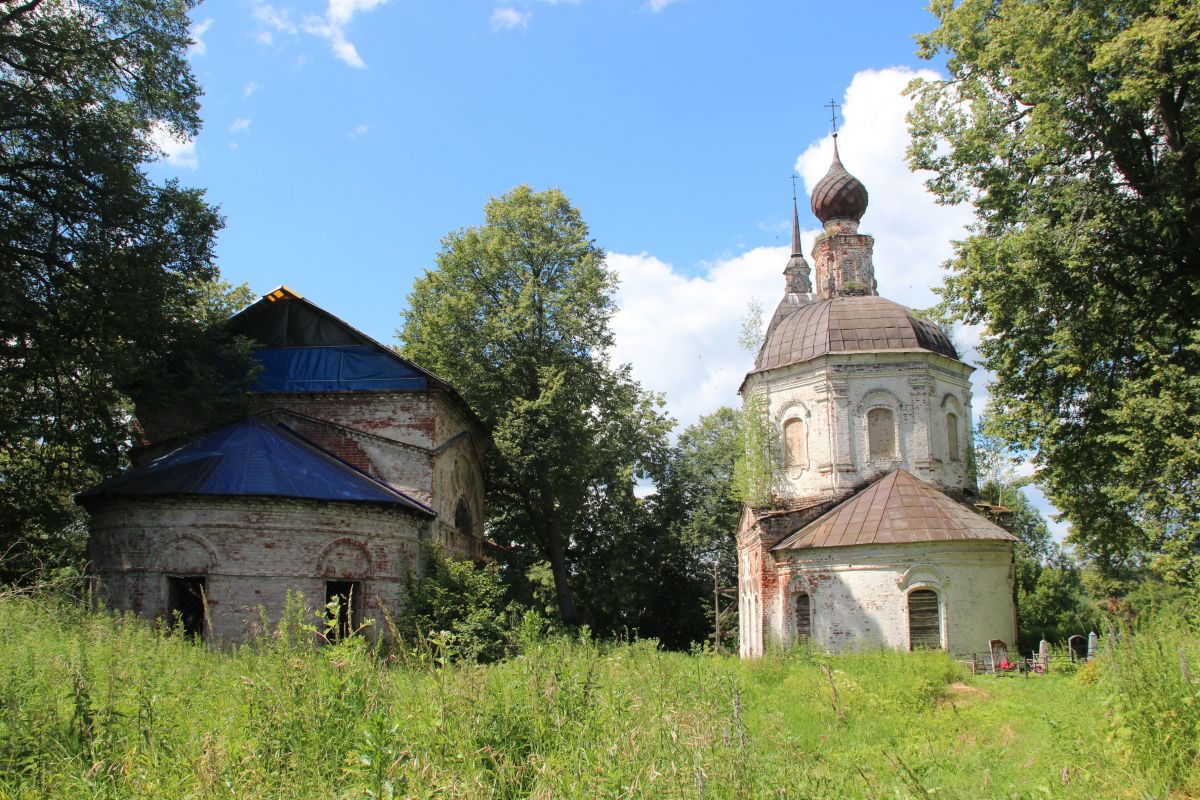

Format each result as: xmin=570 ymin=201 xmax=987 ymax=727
xmin=546 ymin=530 xmax=581 ymax=626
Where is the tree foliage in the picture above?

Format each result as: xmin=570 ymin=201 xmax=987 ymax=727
xmin=908 ymin=0 xmax=1200 ymax=584
xmin=656 ymin=407 xmax=743 ymax=572
xmin=971 ymin=419 xmax=1099 ymax=647
xmin=732 ymin=392 xmax=779 ymax=509
xmin=982 ymin=479 xmax=1101 ymax=649
xmin=0 ymin=0 xmax=253 ymax=582
xmin=400 ymin=186 xmax=672 ymax=627
xmin=646 ymin=407 xmax=744 ymax=649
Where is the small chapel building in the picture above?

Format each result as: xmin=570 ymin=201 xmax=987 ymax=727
xmin=79 ymin=287 xmax=488 ymax=643
xmin=737 ymin=138 xmax=1018 ymax=659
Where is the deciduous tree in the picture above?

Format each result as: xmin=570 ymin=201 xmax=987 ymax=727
xmin=401 ymin=185 xmax=672 ymax=626
xmin=0 ymin=0 xmax=251 ymax=581
xmin=908 ymin=0 xmax=1200 ymax=584
xmin=651 ymin=407 xmax=744 ymax=648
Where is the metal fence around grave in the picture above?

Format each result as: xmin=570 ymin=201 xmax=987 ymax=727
xmin=960 ymin=632 xmax=1100 ymax=676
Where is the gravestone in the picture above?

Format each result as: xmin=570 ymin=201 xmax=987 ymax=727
xmin=989 ymin=639 xmax=1009 ymax=674
xmin=1068 ymin=634 xmax=1086 ymax=662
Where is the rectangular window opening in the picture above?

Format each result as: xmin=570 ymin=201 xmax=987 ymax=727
xmin=166 ymin=575 xmax=207 ymax=640
xmin=325 ymin=580 xmax=361 ymax=641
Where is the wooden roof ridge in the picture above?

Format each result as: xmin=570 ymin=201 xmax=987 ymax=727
xmin=771 ymin=468 xmax=1016 ymax=551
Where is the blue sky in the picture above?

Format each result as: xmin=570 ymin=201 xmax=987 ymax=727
xmin=164 ymin=0 xmax=946 ymax=324
xmin=157 ymin=0 xmax=1068 ymax=538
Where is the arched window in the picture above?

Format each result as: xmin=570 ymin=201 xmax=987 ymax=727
xmin=794 ymin=592 xmax=812 ymax=639
xmin=454 ymin=498 xmax=471 ymax=539
xmin=783 ymin=418 xmax=807 ymax=469
xmin=946 ymin=412 xmax=960 ymax=462
xmin=908 ymin=589 xmax=941 ymax=650
xmin=867 ymin=407 xmax=897 ymax=459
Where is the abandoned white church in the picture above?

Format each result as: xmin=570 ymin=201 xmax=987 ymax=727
xmin=79 ymin=288 xmax=488 ymax=642
xmin=737 ymin=138 xmax=1018 ymax=658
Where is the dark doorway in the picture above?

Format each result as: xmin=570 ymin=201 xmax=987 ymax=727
xmin=908 ymin=589 xmax=941 ymax=650
xmin=166 ymin=575 xmax=207 ymax=639
xmin=325 ymin=581 xmax=361 ymax=641
xmin=794 ymin=592 xmax=812 ymax=639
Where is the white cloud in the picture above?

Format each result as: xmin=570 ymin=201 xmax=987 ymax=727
xmin=253 ymin=2 xmax=297 ymax=34
xmin=491 ymin=7 xmax=530 ymax=30
xmin=647 ymin=0 xmax=681 ymax=11
xmin=347 ymin=123 xmax=370 ymax=138
xmin=489 ymin=0 xmax=577 ymax=30
xmin=609 ymin=248 xmax=782 ymax=431
xmin=609 ymin=66 xmax=978 ymax=435
xmin=229 ymin=117 xmax=252 ymax=133
xmin=243 ymin=81 xmax=260 ymax=99
xmin=253 ymin=0 xmax=388 ymax=68
xmin=256 ymin=30 xmax=274 ymax=46
xmin=147 ymin=122 xmax=198 ymax=169
xmin=795 ymin=67 xmax=974 ymax=315
xmin=188 ymin=17 xmax=213 ymax=57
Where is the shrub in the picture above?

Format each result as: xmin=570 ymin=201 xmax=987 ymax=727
xmin=401 ymin=549 xmax=512 ymax=662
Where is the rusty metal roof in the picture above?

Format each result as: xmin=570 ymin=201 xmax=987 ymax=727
xmin=772 ymin=469 xmax=1017 ymax=551
xmin=811 ymin=138 xmax=868 ymax=223
xmin=754 ymin=295 xmax=958 ymax=371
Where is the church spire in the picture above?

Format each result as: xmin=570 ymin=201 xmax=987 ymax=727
xmin=790 ymin=184 xmax=802 ymax=256
xmin=784 ymin=177 xmax=811 ymax=295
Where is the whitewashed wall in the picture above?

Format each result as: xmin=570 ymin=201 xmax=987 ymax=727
xmin=744 ymin=350 xmax=975 ymax=502
xmin=771 ymin=541 xmax=1016 ymax=656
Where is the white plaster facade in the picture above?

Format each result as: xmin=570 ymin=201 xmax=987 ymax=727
xmin=768 ymin=542 xmax=1016 ymax=654
xmin=744 ymin=350 xmax=974 ymax=501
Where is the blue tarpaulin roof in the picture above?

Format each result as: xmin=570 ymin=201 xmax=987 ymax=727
xmin=79 ymin=418 xmax=434 ymax=516
xmin=250 ymin=346 xmax=428 ymax=392
xmin=227 ymin=287 xmax=432 ymax=394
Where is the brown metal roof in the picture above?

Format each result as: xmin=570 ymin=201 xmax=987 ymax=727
xmin=811 ymin=138 xmax=868 ymax=224
xmin=772 ymin=469 xmax=1017 ymax=551
xmin=754 ymin=295 xmax=958 ymax=372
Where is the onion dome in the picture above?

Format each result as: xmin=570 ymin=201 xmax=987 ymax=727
xmin=754 ymin=295 xmax=957 ymax=371
xmin=810 ymin=138 xmax=868 ymax=224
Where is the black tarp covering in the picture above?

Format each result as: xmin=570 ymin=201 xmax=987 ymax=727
xmin=78 ymin=418 xmax=434 ymax=515
xmin=228 ymin=294 xmax=365 ymax=347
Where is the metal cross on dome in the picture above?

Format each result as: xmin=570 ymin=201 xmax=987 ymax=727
xmin=825 ymin=98 xmax=840 ymax=136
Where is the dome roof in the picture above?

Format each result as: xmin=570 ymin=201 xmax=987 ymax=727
xmin=755 ymin=295 xmax=957 ymax=371
xmin=810 ymin=139 xmax=868 ymax=223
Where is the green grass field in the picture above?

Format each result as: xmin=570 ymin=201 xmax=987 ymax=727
xmin=0 ymin=594 xmax=1192 ymax=799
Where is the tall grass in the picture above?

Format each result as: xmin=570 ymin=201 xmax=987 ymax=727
xmin=1098 ymin=605 xmax=1200 ymax=792
xmin=0 ymin=591 xmax=1168 ymax=798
